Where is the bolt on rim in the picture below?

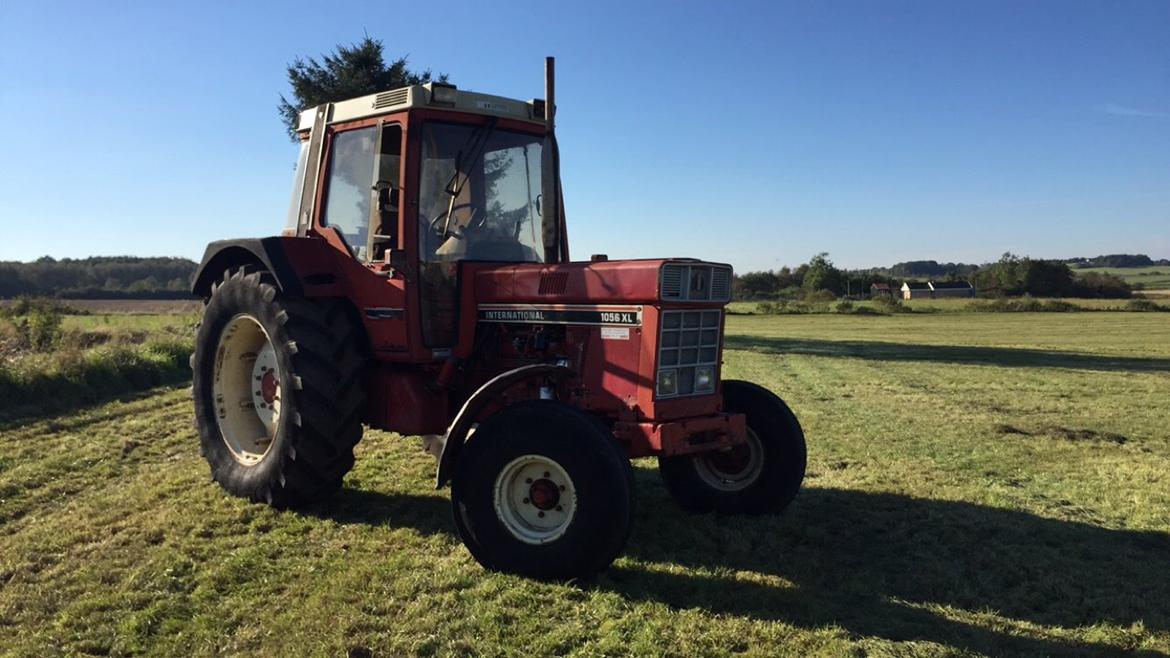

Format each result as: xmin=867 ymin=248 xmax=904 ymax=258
xmin=212 ymin=314 xmax=281 ymax=466
xmin=492 ymin=454 xmax=577 ymax=544
xmin=693 ymin=427 xmax=765 ymax=492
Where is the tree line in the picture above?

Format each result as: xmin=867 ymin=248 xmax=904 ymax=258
xmin=0 ymin=256 xmax=197 ymax=299
xmin=1067 ymin=254 xmax=1170 ymax=268
xmin=734 ymin=252 xmax=1139 ymax=300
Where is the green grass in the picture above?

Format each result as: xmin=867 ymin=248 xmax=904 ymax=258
xmin=1 ymin=312 xmax=1169 ymax=656
xmin=1075 ymin=266 xmax=1170 ymax=290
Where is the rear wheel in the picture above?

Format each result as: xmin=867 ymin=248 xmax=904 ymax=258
xmin=192 ymin=267 xmax=367 ymax=508
xmin=451 ymin=401 xmax=634 ymax=580
xmin=658 ymin=380 xmax=806 ymax=514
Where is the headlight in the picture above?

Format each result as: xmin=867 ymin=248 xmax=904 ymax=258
xmin=694 ymin=366 xmax=715 ymax=393
xmin=657 ymin=369 xmax=678 ymax=396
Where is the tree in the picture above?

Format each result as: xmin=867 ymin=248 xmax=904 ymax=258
xmin=801 ymin=252 xmax=843 ymax=296
xmin=278 ymin=37 xmax=447 ymax=140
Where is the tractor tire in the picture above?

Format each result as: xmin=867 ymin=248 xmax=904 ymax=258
xmin=192 ymin=267 xmax=366 ymax=508
xmin=450 ymin=400 xmax=635 ymax=580
xmin=658 ymin=380 xmax=806 ymax=515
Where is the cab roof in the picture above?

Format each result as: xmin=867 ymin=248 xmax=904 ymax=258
xmin=296 ymin=83 xmax=546 ymax=133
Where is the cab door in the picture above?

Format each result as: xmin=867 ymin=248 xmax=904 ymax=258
xmin=315 ymin=121 xmax=411 ymax=356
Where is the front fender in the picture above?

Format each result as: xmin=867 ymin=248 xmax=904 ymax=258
xmin=435 ymin=363 xmax=575 ymax=488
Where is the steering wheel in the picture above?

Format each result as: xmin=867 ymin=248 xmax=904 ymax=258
xmin=428 ymin=203 xmax=479 ymax=239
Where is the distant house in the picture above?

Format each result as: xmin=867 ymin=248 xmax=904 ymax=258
xmin=901 ymin=282 xmax=932 ymax=300
xmin=870 ymin=283 xmax=892 ymax=299
xmin=901 ymin=281 xmax=975 ymax=300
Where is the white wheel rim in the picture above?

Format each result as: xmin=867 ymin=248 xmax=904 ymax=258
xmin=212 ymin=314 xmax=281 ymax=466
xmin=493 ymin=455 xmax=577 ymax=545
xmin=693 ymin=427 xmax=765 ymax=492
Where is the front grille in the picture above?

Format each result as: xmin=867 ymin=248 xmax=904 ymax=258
xmin=660 ymin=263 xmax=732 ymax=302
xmin=657 ymin=309 xmax=721 ymax=398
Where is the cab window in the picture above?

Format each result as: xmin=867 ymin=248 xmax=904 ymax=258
xmin=321 ymin=124 xmax=402 ymax=261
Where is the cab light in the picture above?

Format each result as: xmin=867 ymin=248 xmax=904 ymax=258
xmin=430 ymin=84 xmax=458 ymax=105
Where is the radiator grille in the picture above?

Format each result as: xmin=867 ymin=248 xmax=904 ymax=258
xmin=657 ymin=309 xmax=721 ymax=398
xmin=659 ymin=263 xmax=733 ymax=302
xmin=661 ymin=265 xmax=684 ymax=299
xmin=710 ymin=268 xmax=731 ymax=301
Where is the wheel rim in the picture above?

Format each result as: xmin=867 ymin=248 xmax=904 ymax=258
xmin=693 ymin=427 xmax=765 ymax=492
xmin=493 ymin=455 xmax=577 ymax=545
xmin=212 ymin=314 xmax=281 ymax=466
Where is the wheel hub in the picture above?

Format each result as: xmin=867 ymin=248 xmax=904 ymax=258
xmin=493 ymin=455 xmax=577 ymax=545
xmin=259 ymin=369 xmax=278 ymax=404
xmin=693 ymin=428 xmax=765 ymax=492
xmin=528 ymin=478 xmax=561 ymax=510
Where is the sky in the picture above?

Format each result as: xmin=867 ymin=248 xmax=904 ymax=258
xmin=1 ymin=0 xmax=1167 ymax=271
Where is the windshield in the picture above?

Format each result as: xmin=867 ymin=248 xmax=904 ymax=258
xmin=418 ymin=122 xmax=544 ymax=264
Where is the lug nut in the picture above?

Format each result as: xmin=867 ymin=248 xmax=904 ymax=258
xmin=525 ymin=477 xmax=532 ymax=484
xmin=543 ymin=472 xmax=550 ymax=478
xmin=522 ymin=498 xmax=530 ymax=504
xmin=537 ymin=511 xmax=545 ymax=518
xmin=559 ymin=485 xmax=565 ymax=491
xmin=555 ymin=505 xmax=563 ymax=512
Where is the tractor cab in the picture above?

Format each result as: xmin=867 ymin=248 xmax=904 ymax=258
xmin=280 ymin=82 xmax=565 ymax=355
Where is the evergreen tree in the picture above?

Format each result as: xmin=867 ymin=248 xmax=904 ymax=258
xmin=278 ymin=37 xmax=447 ymax=140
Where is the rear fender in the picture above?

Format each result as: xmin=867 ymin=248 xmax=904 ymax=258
xmin=191 ymin=237 xmax=342 ymax=298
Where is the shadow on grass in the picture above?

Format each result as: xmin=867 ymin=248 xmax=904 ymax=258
xmin=307 ymin=486 xmax=453 ymax=537
xmin=319 ymin=481 xmax=1170 ymax=657
xmin=725 ymin=335 xmax=1170 ymax=373
xmin=0 ymin=378 xmax=191 ymax=431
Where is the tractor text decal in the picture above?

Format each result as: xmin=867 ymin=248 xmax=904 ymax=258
xmin=478 ymin=304 xmax=642 ymax=327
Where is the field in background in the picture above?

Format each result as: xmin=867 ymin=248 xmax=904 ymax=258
xmin=729 ymin=296 xmax=1170 ymax=315
xmin=0 ymin=305 xmax=196 ymax=420
xmin=0 ymin=299 xmax=201 ymax=315
xmin=1 ymin=311 xmax=1168 ymax=656
xmin=1074 ymin=266 xmax=1170 ymax=291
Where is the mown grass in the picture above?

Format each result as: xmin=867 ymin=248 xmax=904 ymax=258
xmin=1 ymin=312 xmax=1168 ymax=656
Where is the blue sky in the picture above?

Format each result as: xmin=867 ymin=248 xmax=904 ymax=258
xmin=1 ymin=0 xmax=1167 ymax=271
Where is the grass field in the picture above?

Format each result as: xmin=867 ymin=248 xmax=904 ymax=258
xmin=1 ymin=311 xmax=1169 ymax=656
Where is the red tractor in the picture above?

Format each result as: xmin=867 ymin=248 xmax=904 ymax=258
xmin=191 ymin=59 xmax=805 ymax=579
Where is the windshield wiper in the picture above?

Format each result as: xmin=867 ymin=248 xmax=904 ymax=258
xmin=440 ymin=118 xmax=498 ymax=239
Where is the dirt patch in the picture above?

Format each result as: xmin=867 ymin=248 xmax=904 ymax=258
xmin=994 ymin=423 xmax=1127 ymax=444
xmin=993 ymin=424 xmax=1030 ymax=436
xmin=1046 ymin=426 xmax=1128 ymax=444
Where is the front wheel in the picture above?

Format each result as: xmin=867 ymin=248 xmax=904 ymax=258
xmin=450 ymin=401 xmax=634 ymax=580
xmin=658 ymin=380 xmax=806 ymax=514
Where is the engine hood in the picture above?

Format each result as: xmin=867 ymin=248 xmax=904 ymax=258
xmin=472 ymin=258 xmax=732 ymax=305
